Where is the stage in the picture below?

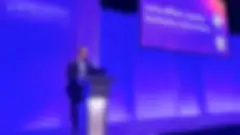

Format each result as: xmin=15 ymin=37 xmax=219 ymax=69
xmin=108 ymin=113 xmax=240 ymax=135
xmin=19 ymin=113 xmax=240 ymax=135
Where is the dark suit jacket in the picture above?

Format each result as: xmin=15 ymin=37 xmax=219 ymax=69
xmin=67 ymin=60 xmax=97 ymax=103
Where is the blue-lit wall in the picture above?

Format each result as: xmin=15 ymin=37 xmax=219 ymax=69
xmin=1 ymin=7 xmax=240 ymax=133
xmin=100 ymin=10 xmax=240 ymax=121
xmin=0 ymin=17 xmax=76 ymax=132
xmin=0 ymin=0 xmax=100 ymax=133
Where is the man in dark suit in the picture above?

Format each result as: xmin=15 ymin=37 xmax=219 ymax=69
xmin=66 ymin=47 xmax=100 ymax=135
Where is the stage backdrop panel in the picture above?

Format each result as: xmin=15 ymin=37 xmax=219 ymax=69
xmin=140 ymin=0 xmax=228 ymax=55
xmin=0 ymin=18 xmax=72 ymax=132
xmin=200 ymin=58 xmax=237 ymax=113
xmin=133 ymin=52 xmax=181 ymax=119
xmin=1 ymin=0 xmax=101 ymax=132
xmin=101 ymin=9 xmax=240 ymax=122
xmin=100 ymin=11 xmax=135 ymax=122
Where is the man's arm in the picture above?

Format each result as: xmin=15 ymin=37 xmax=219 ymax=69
xmin=87 ymin=61 xmax=106 ymax=75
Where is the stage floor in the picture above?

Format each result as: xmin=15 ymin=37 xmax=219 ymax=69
xmin=108 ymin=113 xmax=240 ymax=135
xmin=19 ymin=113 xmax=240 ymax=135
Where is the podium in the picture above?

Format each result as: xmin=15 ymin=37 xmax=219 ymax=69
xmin=86 ymin=75 xmax=113 ymax=135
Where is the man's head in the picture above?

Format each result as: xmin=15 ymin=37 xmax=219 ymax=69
xmin=78 ymin=46 xmax=88 ymax=60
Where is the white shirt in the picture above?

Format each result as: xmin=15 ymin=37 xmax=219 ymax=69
xmin=78 ymin=60 xmax=87 ymax=78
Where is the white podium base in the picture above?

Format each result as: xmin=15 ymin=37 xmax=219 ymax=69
xmin=87 ymin=97 xmax=107 ymax=135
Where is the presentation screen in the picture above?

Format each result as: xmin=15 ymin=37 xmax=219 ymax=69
xmin=140 ymin=0 xmax=228 ymax=55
